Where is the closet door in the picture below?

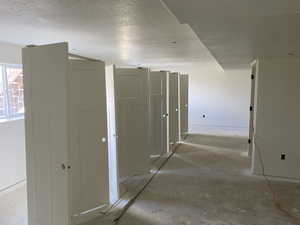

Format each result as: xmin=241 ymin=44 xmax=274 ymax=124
xmin=68 ymin=60 xmax=109 ymax=224
xmin=149 ymin=71 xmax=168 ymax=156
xmin=180 ymin=75 xmax=189 ymax=140
xmin=23 ymin=43 xmax=70 ymax=225
xmin=169 ymin=73 xmax=179 ymax=151
xmin=114 ymin=68 xmax=150 ymax=178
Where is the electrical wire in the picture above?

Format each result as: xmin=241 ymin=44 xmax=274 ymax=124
xmin=113 ymin=147 xmax=178 ymax=224
xmin=101 ymin=139 xmax=299 ymax=224
xmin=97 ymin=149 xmax=175 ymax=221
xmin=98 ymin=172 xmax=152 ymax=220
xmin=254 ymin=137 xmax=300 ymax=225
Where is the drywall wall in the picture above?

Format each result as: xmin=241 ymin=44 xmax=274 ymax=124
xmin=0 ymin=41 xmax=22 ymax=64
xmin=0 ymin=41 xmax=25 ymax=191
xmin=0 ymin=119 xmax=26 ymax=191
xmin=189 ymin=68 xmax=251 ymax=136
xmin=252 ymin=58 xmax=300 ymax=180
xmin=153 ymin=63 xmax=251 ymax=137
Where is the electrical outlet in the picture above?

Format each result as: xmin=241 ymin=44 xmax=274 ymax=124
xmin=281 ymin=153 xmax=286 ymax=160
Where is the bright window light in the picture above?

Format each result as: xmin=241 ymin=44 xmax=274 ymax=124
xmin=0 ymin=64 xmax=24 ymax=122
xmin=0 ymin=66 xmax=5 ymax=119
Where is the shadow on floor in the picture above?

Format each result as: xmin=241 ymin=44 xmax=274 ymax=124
xmin=103 ymin=134 xmax=300 ymax=225
xmin=2 ymin=135 xmax=300 ymax=225
xmin=186 ymin=134 xmax=248 ymax=152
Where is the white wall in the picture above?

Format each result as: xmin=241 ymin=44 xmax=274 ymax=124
xmin=0 ymin=41 xmax=22 ymax=65
xmin=0 ymin=119 xmax=26 ymax=191
xmin=252 ymin=58 xmax=300 ymax=180
xmin=153 ymin=62 xmax=251 ymax=137
xmin=0 ymin=41 xmax=26 ymax=191
xmin=189 ymin=68 xmax=251 ymax=136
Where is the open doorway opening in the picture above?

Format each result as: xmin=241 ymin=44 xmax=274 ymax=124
xmin=176 ymin=66 xmax=253 ymax=183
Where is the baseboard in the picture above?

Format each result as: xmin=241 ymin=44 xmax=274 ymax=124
xmin=71 ymin=204 xmax=109 ymax=225
xmin=189 ymin=124 xmax=249 ymax=137
xmin=252 ymin=172 xmax=300 ymax=183
xmin=0 ymin=179 xmax=26 ymax=196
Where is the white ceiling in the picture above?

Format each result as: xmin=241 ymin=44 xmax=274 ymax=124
xmin=163 ymin=0 xmax=300 ymax=69
xmin=0 ymin=0 xmax=220 ymax=70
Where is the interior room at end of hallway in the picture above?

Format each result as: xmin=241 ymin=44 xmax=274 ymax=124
xmin=153 ymin=63 xmax=251 ymax=137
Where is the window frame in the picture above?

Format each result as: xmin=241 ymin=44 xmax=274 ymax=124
xmin=0 ymin=65 xmax=7 ymax=120
xmin=0 ymin=63 xmax=24 ymax=122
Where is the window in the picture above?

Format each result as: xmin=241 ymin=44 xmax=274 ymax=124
xmin=0 ymin=66 xmax=5 ymax=119
xmin=0 ymin=64 xmax=24 ymax=121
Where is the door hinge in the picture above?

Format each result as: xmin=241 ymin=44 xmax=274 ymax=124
xmin=251 ymin=74 xmax=255 ymax=80
xmin=250 ymin=106 xmax=253 ymax=111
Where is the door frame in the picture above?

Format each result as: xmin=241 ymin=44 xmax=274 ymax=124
xmin=248 ymin=60 xmax=258 ymax=157
xmin=105 ymin=65 xmax=119 ymax=204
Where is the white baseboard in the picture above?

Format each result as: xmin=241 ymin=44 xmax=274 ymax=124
xmin=189 ymin=124 xmax=249 ymax=137
xmin=0 ymin=179 xmax=26 ymax=196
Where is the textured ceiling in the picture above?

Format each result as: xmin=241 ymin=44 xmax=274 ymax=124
xmin=162 ymin=0 xmax=300 ymax=69
xmin=0 ymin=0 xmax=220 ymax=69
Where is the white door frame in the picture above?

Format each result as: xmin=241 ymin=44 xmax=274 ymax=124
xmin=248 ymin=61 xmax=257 ymax=157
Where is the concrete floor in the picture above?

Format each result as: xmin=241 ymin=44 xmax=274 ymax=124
xmin=94 ymin=134 xmax=300 ymax=225
xmin=2 ymin=134 xmax=300 ymax=225
xmin=0 ymin=182 xmax=27 ymax=225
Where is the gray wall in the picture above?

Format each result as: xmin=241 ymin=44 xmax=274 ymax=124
xmin=252 ymin=58 xmax=300 ymax=180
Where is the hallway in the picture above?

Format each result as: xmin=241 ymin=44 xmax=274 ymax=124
xmin=94 ymin=134 xmax=300 ymax=225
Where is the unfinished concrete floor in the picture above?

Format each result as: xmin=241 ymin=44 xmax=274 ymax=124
xmin=2 ymin=134 xmax=300 ymax=225
xmin=0 ymin=182 xmax=27 ymax=225
xmin=94 ymin=134 xmax=300 ymax=225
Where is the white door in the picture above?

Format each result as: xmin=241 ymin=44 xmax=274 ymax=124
xmin=114 ymin=68 xmax=150 ymax=178
xmin=23 ymin=43 xmax=70 ymax=225
xmin=68 ymin=60 xmax=109 ymax=224
xmin=169 ymin=73 xmax=179 ymax=151
xmin=180 ymin=75 xmax=189 ymax=140
xmin=149 ymin=71 xmax=168 ymax=156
